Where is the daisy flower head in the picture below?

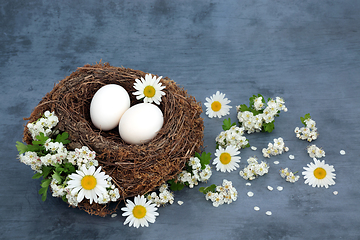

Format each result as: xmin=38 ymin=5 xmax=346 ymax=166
xmin=121 ymin=195 xmax=159 ymax=228
xmin=204 ymin=91 xmax=232 ymax=118
xmin=213 ymin=145 xmax=241 ymax=173
xmin=133 ymin=73 xmax=166 ymax=105
xmin=67 ymin=165 xmax=109 ymax=204
xmin=302 ymin=158 xmax=336 ymax=188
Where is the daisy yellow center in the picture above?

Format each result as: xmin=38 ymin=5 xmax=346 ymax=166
xmin=132 ymin=205 xmax=147 ymax=219
xmin=211 ymin=101 xmax=222 ymax=112
xmin=220 ymin=152 xmax=231 ymax=165
xmin=81 ymin=175 xmax=97 ymax=190
xmin=144 ymin=86 xmax=156 ymax=98
xmin=313 ymin=167 xmax=326 ymax=179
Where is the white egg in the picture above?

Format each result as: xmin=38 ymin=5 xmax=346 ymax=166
xmin=90 ymin=84 xmax=130 ymax=131
xmin=119 ymin=103 xmax=164 ymax=145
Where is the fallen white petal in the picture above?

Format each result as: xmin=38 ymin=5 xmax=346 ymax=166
xmin=177 ymin=201 xmax=184 ymax=205
xmin=246 ymin=182 xmax=251 ymax=186
xmin=273 ymin=161 xmax=279 ymax=165
xmin=247 ymin=191 xmax=254 ymax=197
xmin=333 ymin=191 xmax=338 ymax=195
xmin=340 ymin=150 xmax=346 ymax=155
xmin=254 ymin=206 xmax=260 ymax=211
xmin=266 ymin=211 xmax=272 ymax=216
xmin=267 ymin=186 xmax=273 ymax=191
xmin=277 ymin=186 xmax=283 ymax=191
xmin=251 ymin=146 xmax=257 ymax=151
xmin=111 ymin=214 xmax=117 ymax=218
xmin=289 ymin=155 xmax=295 ymax=160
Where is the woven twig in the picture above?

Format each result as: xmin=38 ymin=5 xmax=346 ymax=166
xmin=23 ymin=62 xmax=204 ymax=216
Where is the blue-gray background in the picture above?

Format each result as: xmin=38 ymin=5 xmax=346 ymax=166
xmin=1 ymin=1 xmax=359 ymax=239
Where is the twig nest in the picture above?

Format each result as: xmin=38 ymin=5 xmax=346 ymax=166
xmin=23 ymin=62 xmax=204 ymax=216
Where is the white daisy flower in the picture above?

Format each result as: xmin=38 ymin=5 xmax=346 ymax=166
xmin=213 ymin=145 xmax=241 ymax=172
xmin=121 ymin=195 xmax=159 ymax=228
xmin=302 ymin=158 xmax=336 ymax=188
xmin=133 ymin=73 xmax=166 ymax=105
xmin=204 ymin=91 xmax=232 ymax=118
xmin=67 ymin=165 xmax=109 ymax=204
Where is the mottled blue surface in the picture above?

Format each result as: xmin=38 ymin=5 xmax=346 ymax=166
xmin=1 ymin=1 xmax=360 ymax=239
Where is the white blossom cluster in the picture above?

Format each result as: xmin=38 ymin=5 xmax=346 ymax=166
xmin=19 ymin=144 xmax=99 ymax=173
xmin=97 ymin=176 xmax=121 ymax=204
xmin=50 ymin=175 xmax=121 ymax=206
xmin=294 ymin=118 xmax=318 ymax=142
xmin=27 ymin=111 xmax=59 ymax=139
xmin=20 ymin=111 xmax=121 ymax=206
xmin=239 ymin=156 xmax=269 ymax=180
xmin=19 ymin=113 xmax=98 ymax=171
xmin=20 ymin=122 xmax=68 ymax=172
xmin=236 ymin=97 xmax=287 ymax=134
xmin=19 ymin=151 xmax=43 ymax=173
xmin=67 ymin=146 xmax=99 ymax=168
xmin=262 ymin=137 xmax=289 ymax=158
xmin=215 ymin=125 xmax=248 ymax=150
xmin=307 ymin=145 xmax=325 ymax=159
xmin=205 ymin=180 xmax=237 ymax=207
xmin=178 ymin=156 xmax=212 ymax=188
xmin=147 ymin=183 xmax=174 ymax=207
xmin=280 ymin=168 xmax=300 ymax=183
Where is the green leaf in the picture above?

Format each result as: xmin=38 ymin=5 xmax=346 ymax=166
xmin=39 ymin=179 xmax=51 ymax=202
xmin=199 ymin=184 xmax=217 ymax=194
xmin=260 ymin=94 xmax=266 ymax=104
xmin=38 ymin=187 xmax=47 ymax=195
xmin=239 ymin=103 xmax=260 ymax=116
xmin=33 ymin=132 xmax=49 ymax=145
xmin=64 ymin=163 xmax=76 ymax=174
xmin=239 ymin=104 xmax=251 ymax=112
xmin=222 ymin=118 xmax=236 ymax=131
xmin=52 ymin=171 xmax=63 ymax=183
xmin=55 ymin=132 xmax=71 ymax=145
xmin=54 ymin=164 xmax=65 ymax=174
xmin=42 ymin=166 xmax=54 ymax=179
xmin=167 ymin=179 xmax=185 ymax=191
xmin=41 ymin=178 xmax=51 ymax=188
xmin=300 ymin=113 xmax=311 ymax=126
xmin=26 ymin=144 xmax=44 ymax=153
xmin=62 ymin=195 xmax=68 ymax=203
xmin=16 ymin=141 xmax=28 ymax=154
xmin=263 ymin=121 xmax=275 ymax=133
xmin=195 ymin=152 xmax=212 ymax=170
xmin=39 ymin=186 xmax=49 ymax=201
xmin=32 ymin=172 xmax=43 ymax=179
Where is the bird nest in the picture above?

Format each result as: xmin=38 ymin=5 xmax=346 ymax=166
xmin=22 ymin=62 xmax=204 ymax=216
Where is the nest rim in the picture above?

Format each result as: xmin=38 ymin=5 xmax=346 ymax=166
xmin=23 ymin=62 xmax=204 ymax=216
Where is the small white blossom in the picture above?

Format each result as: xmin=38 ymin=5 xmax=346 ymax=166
xmin=307 ymin=145 xmax=325 ymax=159
xmin=27 ymin=111 xmax=58 ymax=140
xmin=204 ymin=180 xmax=237 ymax=207
xmin=262 ymin=137 xmax=288 ymax=158
xmin=236 ymin=96 xmax=287 ymax=134
xmin=280 ymin=168 xmax=300 ymax=183
xmin=295 ymin=117 xmax=319 ymax=142
xmin=147 ymin=183 xmax=174 ymax=207
xmin=178 ymin=155 xmax=212 ymax=188
xmin=216 ymin=125 xmax=249 ymax=150
xmin=239 ymin=156 xmax=269 ymax=180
